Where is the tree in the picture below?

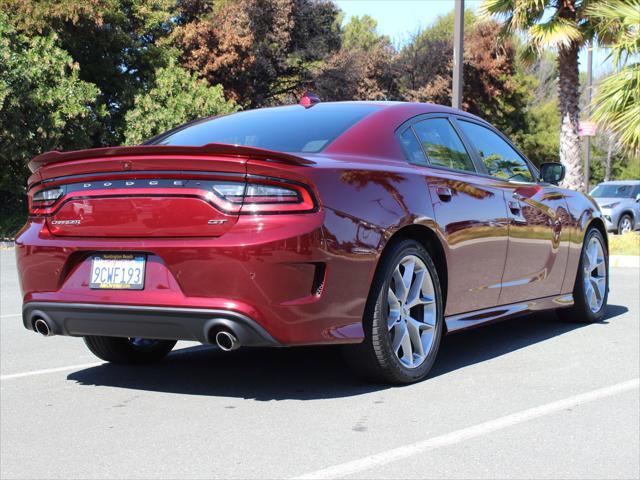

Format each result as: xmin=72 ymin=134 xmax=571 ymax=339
xmin=171 ymin=0 xmax=341 ymax=108
xmin=588 ymin=0 xmax=639 ymax=158
xmin=312 ymin=13 xmax=397 ymax=101
xmin=518 ymin=46 xmax=558 ymax=105
xmin=342 ymin=14 xmax=389 ymax=51
xmin=124 ymin=62 xmax=237 ymax=145
xmin=588 ymin=131 xmax=638 ymax=184
xmin=396 ymin=18 xmax=531 ymax=138
xmin=2 ymin=0 xmax=178 ymax=145
xmin=463 ymin=21 xmax=532 ymax=137
xmin=395 ymin=32 xmax=451 ymax=102
xmin=312 ymin=42 xmax=397 ymax=101
xmin=481 ymin=0 xmax=599 ymax=192
xmin=396 ymin=10 xmax=477 ymax=99
xmin=413 ymin=9 xmax=478 ymax=43
xmin=0 ymin=12 xmax=101 ymax=235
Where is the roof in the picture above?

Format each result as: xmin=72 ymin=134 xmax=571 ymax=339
xmin=322 ymin=101 xmax=486 ymax=159
xmin=313 ymin=100 xmax=484 ymax=119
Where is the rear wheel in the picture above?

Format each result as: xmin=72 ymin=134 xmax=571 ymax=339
xmin=617 ymin=214 xmax=633 ymax=234
xmin=557 ymin=227 xmax=608 ymax=323
xmin=84 ymin=336 xmax=176 ymax=364
xmin=343 ymin=239 xmax=444 ymax=384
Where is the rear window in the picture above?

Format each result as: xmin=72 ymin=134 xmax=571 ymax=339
xmin=147 ymin=103 xmax=381 ymax=153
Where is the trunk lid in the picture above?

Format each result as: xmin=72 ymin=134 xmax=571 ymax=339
xmin=31 ymin=144 xmax=313 ymax=238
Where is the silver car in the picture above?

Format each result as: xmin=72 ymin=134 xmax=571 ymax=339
xmin=590 ymin=180 xmax=640 ymax=234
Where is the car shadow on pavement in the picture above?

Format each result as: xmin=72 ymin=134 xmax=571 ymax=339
xmin=69 ymin=344 xmax=383 ymax=400
xmin=67 ymin=304 xmax=628 ymax=400
xmin=430 ymin=304 xmax=627 ymax=379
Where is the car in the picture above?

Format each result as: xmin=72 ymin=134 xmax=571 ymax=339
xmin=16 ymin=98 xmax=609 ymax=384
xmin=590 ymin=180 xmax=640 ymax=234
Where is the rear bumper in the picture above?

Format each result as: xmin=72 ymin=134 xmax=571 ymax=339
xmin=15 ymin=214 xmax=375 ymax=345
xmin=23 ymin=302 xmax=280 ymax=347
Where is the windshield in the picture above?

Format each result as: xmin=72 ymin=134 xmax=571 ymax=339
xmin=147 ymin=103 xmax=381 ymax=153
xmin=590 ymin=184 xmax=637 ymax=198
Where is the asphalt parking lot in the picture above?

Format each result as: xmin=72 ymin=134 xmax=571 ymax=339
xmin=1 ymin=247 xmax=639 ymax=480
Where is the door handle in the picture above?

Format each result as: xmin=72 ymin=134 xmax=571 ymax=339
xmin=436 ymin=186 xmax=453 ymax=202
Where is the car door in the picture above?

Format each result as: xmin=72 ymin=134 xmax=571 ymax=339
xmin=399 ymin=116 xmax=510 ymax=316
xmin=454 ymin=118 xmax=571 ymax=305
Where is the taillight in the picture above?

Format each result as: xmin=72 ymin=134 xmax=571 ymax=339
xmin=28 ymin=177 xmax=316 ymax=215
xmin=30 ymin=187 xmax=63 ymax=212
xmin=211 ymin=180 xmax=316 ymax=213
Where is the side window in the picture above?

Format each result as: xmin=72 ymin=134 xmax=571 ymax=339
xmin=457 ymin=120 xmax=534 ymax=182
xmin=399 ymin=127 xmax=428 ymax=166
xmin=412 ymin=118 xmax=476 ymax=172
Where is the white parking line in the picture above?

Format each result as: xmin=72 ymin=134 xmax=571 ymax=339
xmin=0 ymin=313 xmax=21 ymax=319
xmin=294 ymin=378 xmax=640 ymax=480
xmin=1 ymin=362 xmax=104 ymax=381
xmin=0 ymin=344 xmax=204 ymax=381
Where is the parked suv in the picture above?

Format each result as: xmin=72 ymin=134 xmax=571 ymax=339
xmin=590 ymin=180 xmax=640 ymax=234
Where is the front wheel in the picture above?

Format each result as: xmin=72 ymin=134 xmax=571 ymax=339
xmin=343 ymin=239 xmax=444 ymax=384
xmin=84 ymin=336 xmax=177 ymax=364
xmin=557 ymin=227 xmax=608 ymax=323
xmin=617 ymin=214 xmax=633 ymax=235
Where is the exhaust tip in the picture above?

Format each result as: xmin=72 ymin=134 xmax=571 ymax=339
xmin=33 ymin=318 xmax=52 ymax=337
xmin=215 ymin=330 xmax=240 ymax=352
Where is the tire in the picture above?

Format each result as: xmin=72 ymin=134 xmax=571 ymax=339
xmin=84 ymin=336 xmax=176 ymax=364
xmin=343 ymin=239 xmax=444 ymax=384
xmin=617 ymin=214 xmax=633 ymax=235
xmin=557 ymin=227 xmax=608 ymax=323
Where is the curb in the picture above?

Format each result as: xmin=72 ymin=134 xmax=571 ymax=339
xmin=609 ymin=255 xmax=640 ymax=269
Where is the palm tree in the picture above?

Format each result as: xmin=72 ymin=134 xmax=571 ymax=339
xmin=480 ymin=0 xmax=596 ymax=192
xmin=588 ymin=0 xmax=639 ymax=158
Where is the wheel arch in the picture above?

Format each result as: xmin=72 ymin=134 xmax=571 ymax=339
xmin=587 ymin=217 xmax=609 ymax=253
xmin=618 ymin=210 xmax=635 ymax=224
xmin=380 ymin=224 xmax=449 ymax=313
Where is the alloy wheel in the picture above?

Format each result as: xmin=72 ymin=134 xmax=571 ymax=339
xmin=619 ymin=217 xmax=632 ymax=234
xmin=387 ymin=255 xmax=437 ymax=369
xmin=583 ymin=235 xmax=607 ymax=313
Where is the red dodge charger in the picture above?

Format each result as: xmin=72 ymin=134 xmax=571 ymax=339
xmin=16 ymin=99 xmax=609 ymax=383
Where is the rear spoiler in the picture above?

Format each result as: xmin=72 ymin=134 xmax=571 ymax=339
xmin=29 ymin=143 xmax=315 ymax=172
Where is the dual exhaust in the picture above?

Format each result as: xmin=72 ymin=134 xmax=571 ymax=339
xmin=33 ymin=317 xmax=53 ymax=337
xmin=31 ymin=314 xmax=242 ymax=352
xmin=212 ymin=329 xmax=240 ymax=352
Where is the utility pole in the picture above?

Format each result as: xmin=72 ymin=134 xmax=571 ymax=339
xmin=584 ymin=42 xmax=593 ymax=192
xmin=452 ymin=0 xmax=464 ymax=109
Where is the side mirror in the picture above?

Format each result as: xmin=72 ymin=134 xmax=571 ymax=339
xmin=540 ymin=162 xmax=565 ymax=185
xmin=636 ymin=193 xmax=640 ymax=203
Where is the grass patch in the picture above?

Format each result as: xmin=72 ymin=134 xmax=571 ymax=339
xmin=608 ymin=232 xmax=640 ymax=256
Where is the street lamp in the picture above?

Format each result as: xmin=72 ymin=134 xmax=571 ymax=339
xmin=584 ymin=42 xmax=593 ymax=192
xmin=452 ymin=0 xmax=464 ymax=109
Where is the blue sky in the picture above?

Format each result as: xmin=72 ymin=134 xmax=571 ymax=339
xmin=335 ymin=0 xmax=611 ymax=76
xmin=335 ymin=0 xmax=482 ymax=45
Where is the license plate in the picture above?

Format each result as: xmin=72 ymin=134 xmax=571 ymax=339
xmin=89 ymin=254 xmax=146 ymax=290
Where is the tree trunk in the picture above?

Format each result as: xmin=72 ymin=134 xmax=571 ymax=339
xmin=605 ymin=137 xmax=613 ymax=181
xmin=557 ymin=44 xmax=584 ymax=192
